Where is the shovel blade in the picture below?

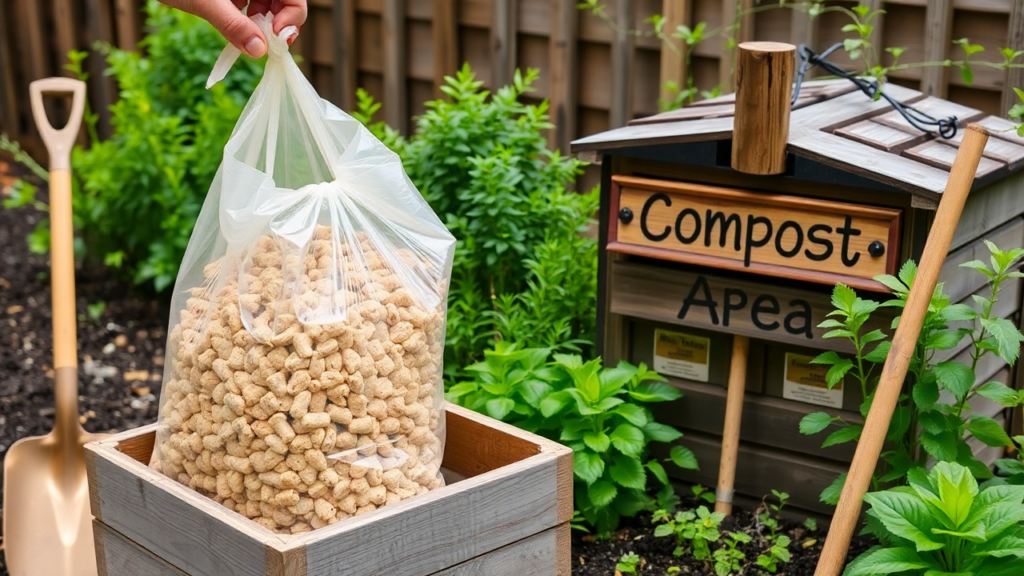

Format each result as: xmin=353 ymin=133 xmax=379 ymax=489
xmin=3 ymin=433 xmax=100 ymax=576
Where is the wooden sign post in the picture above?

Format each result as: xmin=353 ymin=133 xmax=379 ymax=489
xmin=712 ymin=41 xmax=796 ymax=515
xmin=813 ymin=124 xmax=990 ymax=576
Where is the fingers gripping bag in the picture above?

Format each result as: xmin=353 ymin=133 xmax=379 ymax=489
xmin=150 ymin=15 xmax=456 ymax=534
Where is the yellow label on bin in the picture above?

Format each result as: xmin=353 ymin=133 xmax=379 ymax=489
xmin=783 ymin=352 xmax=843 ymax=408
xmin=654 ymin=329 xmax=710 ymax=382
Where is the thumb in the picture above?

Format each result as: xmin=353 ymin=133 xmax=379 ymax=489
xmin=190 ymin=0 xmax=267 ymax=58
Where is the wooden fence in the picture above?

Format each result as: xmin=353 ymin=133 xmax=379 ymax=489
xmin=2 ymin=0 xmax=1023 ymax=179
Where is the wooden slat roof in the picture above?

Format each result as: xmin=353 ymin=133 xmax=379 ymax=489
xmin=570 ymin=79 xmax=1024 ymax=203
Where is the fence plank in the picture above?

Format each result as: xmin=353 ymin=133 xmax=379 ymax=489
xmin=549 ymin=0 xmax=578 ymax=152
xmin=0 ymin=5 xmax=17 ymax=136
xmin=332 ymin=0 xmax=357 ymax=111
xmin=718 ymin=0 xmax=752 ymax=91
xmin=790 ymin=4 xmax=816 ymax=48
xmin=18 ymin=1 xmax=47 ymax=84
xmin=382 ymin=0 xmax=407 ymax=132
xmin=658 ymin=0 xmax=689 ymax=106
xmin=921 ymin=0 xmax=954 ymax=97
xmin=432 ymin=0 xmax=459 ymax=98
xmin=1001 ymin=1 xmax=1024 ymax=117
xmin=859 ymin=0 xmax=884 ymax=65
xmin=113 ymin=0 xmax=141 ymax=49
xmin=52 ymin=0 xmax=78 ymax=73
xmin=85 ymin=0 xmax=117 ymax=138
xmin=609 ymin=0 xmax=634 ymax=127
xmin=492 ymin=0 xmax=517 ymax=87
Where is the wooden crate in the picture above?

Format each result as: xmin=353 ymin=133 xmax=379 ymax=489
xmin=85 ymin=404 xmax=573 ymax=576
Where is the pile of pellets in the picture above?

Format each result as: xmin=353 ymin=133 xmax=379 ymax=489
xmin=153 ymin=227 xmax=445 ymax=534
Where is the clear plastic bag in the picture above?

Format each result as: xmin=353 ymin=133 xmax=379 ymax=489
xmin=150 ymin=15 xmax=456 ymax=534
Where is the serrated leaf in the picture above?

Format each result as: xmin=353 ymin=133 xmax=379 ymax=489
xmin=644 ymin=422 xmax=684 ymax=443
xmin=921 ymin=430 xmax=959 ymax=462
xmin=862 ymin=491 xmax=943 ymax=551
xmin=485 ymin=397 xmax=516 ymax=420
xmin=843 ymin=546 xmax=932 ymax=575
xmin=865 ymin=341 xmax=892 ymax=364
xmin=583 ymin=432 xmax=611 ymax=452
xmin=820 ymin=473 xmax=847 ymax=505
xmin=925 ymin=330 xmax=966 ymax=351
xmin=614 ymin=404 xmax=649 ymax=427
xmin=976 ymin=381 xmax=1023 ymax=407
xmin=969 ymin=415 xmax=1014 ymax=448
xmin=932 ymin=361 xmax=975 ymax=400
xmin=832 ymin=284 xmax=858 ymax=312
xmin=811 ymin=350 xmax=843 ymax=365
xmin=913 ymin=378 xmax=940 ymax=411
xmin=610 ymin=424 xmax=645 ymax=457
xmin=823 ymin=424 xmax=862 ymax=447
xmin=874 ymin=274 xmax=907 ymax=293
xmin=574 ymin=450 xmax=605 ymax=484
xmin=940 ymin=304 xmax=976 ymax=323
xmin=981 ymin=316 xmax=1024 ymax=364
xmin=588 ymin=479 xmax=618 ymax=508
xmin=610 ymin=453 xmax=647 ymax=489
xmin=670 ymin=445 xmax=699 ymax=470
xmin=800 ymin=412 xmax=836 ymax=435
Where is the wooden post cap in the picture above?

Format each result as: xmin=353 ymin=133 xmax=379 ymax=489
xmin=731 ymin=41 xmax=796 ymax=176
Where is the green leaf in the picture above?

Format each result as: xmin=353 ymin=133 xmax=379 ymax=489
xmin=842 ymin=546 xmax=933 ymax=575
xmin=865 ymin=341 xmax=892 ymax=364
xmin=976 ymin=381 xmax=1023 ymax=407
xmin=960 ymin=64 xmax=974 ymax=85
xmin=826 ymin=359 xmax=854 ymax=387
xmin=629 ymin=382 xmax=683 ymax=403
xmin=913 ymin=377 xmax=940 ymax=411
xmin=583 ymin=432 xmax=611 ymax=452
xmin=969 ymin=415 xmax=1014 ymax=448
xmin=874 ymin=274 xmax=907 ymax=293
xmin=940 ymin=303 xmax=976 ymax=322
xmin=574 ymin=450 xmax=605 ymax=484
xmin=643 ymin=422 xmax=684 ymax=443
xmin=820 ymin=473 xmax=847 ymax=505
xmin=610 ymin=453 xmax=647 ymax=489
xmin=932 ymin=362 xmax=975 ymax=400
xmin=610 ymin=424 xmax=646 ymax=457
xmin=669 ymin=445 xmax=699 ymax=470
xmin=921 ymin=431 xmax=959 ymax=462
xmin=823 ymin=424 xmax=862 ymax=448
xmin=614 ymin=404 xmax=649 ymax=427
xmin=981 ymin=317 xmax=1024 ymax=364
xmin=800 ymin=412 xmax=837 ymax=435
xmin=832 ymin=284 xmax=858 ymax=312
xmin=539 ymin=392 xmax=570 ymax=418
xmin=926 ymin=330 xmax=966 ymax=351
xmin=862 ymin=492 xmax=943 ymax=551
xmin=485 ymin=397 xmax=516 ymax=420
xmin=647 ymin=460 xmax=670 ymax=486
xmin=588 ymin=479 xmax=618 ymax=508
xmin=811 ymin=350 xmax=843 ymax=365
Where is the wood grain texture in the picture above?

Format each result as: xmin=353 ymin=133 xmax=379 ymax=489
xmin=731 ymin=42 xmax=795 ymax=175
xmin=947 ymin=128 xmax=1024 ymax=170
xmin=491 ymin=0 xmax=516 ymax=88
xmin=382 ymin=0 xmax=406 ymax=133
xmin=84 ymin=0 xmax=116 ymax=138
xmin=814 ymin=125 xmax=990 ymax=576
xmin=789 ymin=4 xmax=816 ymax=50
xmin=659 ymin=0 xmax=689 ymax=105
xmin=904 ymin=140 xmax=1006 ymax=178
xmin=93 ymin=521 xmax=188 ymax=576
xmin=87 ymin=405 xmax=573 ymax=576
xmin=921 ymin=0 xmax=953 ymax=97
xmin=432 ymin=0 xmax=458 ymax=99
xmin=715 ymin=335 xmax=749 ymax=513
xmin=548 ymin=0 xmax=578 ymax=153
xmin=608 ymin=261 xmax=896 ymax=353
xmin=940 ymin=217 xmax=1024 ymax=303
xmin=0 ymin=4 xmax=16 ymax=135
xmin=609 ymin=0 xmax=635 ymax=128
xmin=332 ymin=0 xmax=357 ymax=111
xmin=113 ymin=0 xmax=140 ymax=49
xmin=433 ymin=524 xmax=570 ymax=576
xmin=835 ymin=120 xmax=928 ymax=152
xmin=951 ymin=169 xmax=1024 ymax=250
xmin=1001 ymin=2 xmax=1024 ymax=116
xmin=52 ymin=0 xmax=78 ymax=75
xmin=873 ymin=97 xmax=986 ymax=134
xmin=610 ymin=175 xmax=901 ymax=287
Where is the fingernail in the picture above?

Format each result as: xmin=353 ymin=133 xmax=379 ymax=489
xmin=287 ymin=31 xmax=298 ymax=45
xmin=245 ymin=37 xmax=266 ymax=58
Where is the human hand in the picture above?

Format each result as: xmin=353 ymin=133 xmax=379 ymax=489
xmin=159 ymin=0 xmax=308 ymax=58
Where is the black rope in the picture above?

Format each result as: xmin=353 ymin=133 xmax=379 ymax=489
xmin=792 ymin=43 xmax=958 ymax=139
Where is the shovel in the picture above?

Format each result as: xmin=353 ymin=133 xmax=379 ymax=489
xmin=3 ymin=78 xmax=103 ymax=576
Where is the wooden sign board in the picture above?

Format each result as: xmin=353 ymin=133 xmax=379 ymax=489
xmin=609 ymin=261 xmax=894 ymax=353
xmin=609 ymin=175 xmax=902 ymax=292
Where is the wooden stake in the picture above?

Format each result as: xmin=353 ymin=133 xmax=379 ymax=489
xmin=716 ymin=335 xmax=750 ymax=516
xmin=731 ymin=42 xmax=795 ymax=176
xmin=813 ymin=124 xmax=990 ymax=576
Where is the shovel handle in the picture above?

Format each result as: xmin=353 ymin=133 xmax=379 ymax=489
xmin=29 ymin=78 xmax=86 ymax=171
xmin=30 ymin=78 xmax=86 ymax=370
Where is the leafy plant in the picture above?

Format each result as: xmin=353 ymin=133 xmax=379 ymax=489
xmin=616 ymin=552 xmax=642 ymax=574
xmin=989 ymin=436 xmax=1024 ymax=486
xmin=446 ymin=343 xmax=697 ymax=535
xmin=757 ymin=536 xmax=792 ymax=573
xmin=691 ymin=484 xmax=716 ymax=505
xmin=845 ymin=462 xmax=1024 ymax=576
xmin=712 ymin=531 xmax=751 ymax=576
xmin=755 ymin=490 xmax=793 ymax=573
xmin=654 ymin=505 xmax=724 ymax=560
xmin=801 ymin=241 xmax=1024 ymax=501
xmin=355 ymin=66 xmax=599 ymax=374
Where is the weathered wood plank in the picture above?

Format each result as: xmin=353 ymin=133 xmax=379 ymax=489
xmin=571 ymin=115 xmax=733 ymax=152
xmin=548 ymin=0 xmax=578 ymax=153
xmin=491 ymin=0 xmax=516 ymax=88
xmin=835 ymin=120 xmax=928 ymax=152
xmin=609 ymin=0 xmax=635 ymax=127
xmin=0 ymin=5 xmax=18 ymax=136
xmin=790 ymin=79 xmax=923 ymax=132
xmin=859 ymin=0 xmax=884 ymax=66
xmin=93 ymin=521 xmax=189 ymax=576
xmin=953 ymin=171 xmax=1024 ymax=250
xmin=52 ymin=0 xmax=78 ymax=73
xmin=432 ymin=524 xmax=570 ymax=576
xmin=921 ymin=0 xmax=953 ymax=97
xmin=608 ymin=261 xmax=895 ymax=353
xmin=903 ymin=140 xmax=1006 ymax=179
xmin=940 ymin=217 xmax=1024 ymax=303
xmin=84 ymin=0 xmax=117 ymax=138
xmin=873 ymin=96 xmax=986 ymax=134
xmin=432 ymin=0 xmax=458 ymax=99
xmin=113 ymin=0 xmax=141 ymax=49
xmin=659 ymin=0 xmax=689 ymax=106
xmin=332 ymin=0 xmax=357 ymax=111
xmin=1001 ymin=2 xmax=1024 ymax=117
xmin=382 ymin=0 xmax=407 ymax=132
xmin=947 ymin=127 xmax=1024 ymax=170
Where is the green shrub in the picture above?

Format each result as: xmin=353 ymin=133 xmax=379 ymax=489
xmin=446 ymin=342 xmax=697 ymax=535
xmin=355 ymin=66 xmax=599 ymax=373
xmin=846 ymin=462 xmax=1024 ymax=576
xmin=67 ymin=1 xmax=262 ymax=291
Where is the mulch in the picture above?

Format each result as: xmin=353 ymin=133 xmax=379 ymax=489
xmin=0 ymin=161 xmax=168 ymax=575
